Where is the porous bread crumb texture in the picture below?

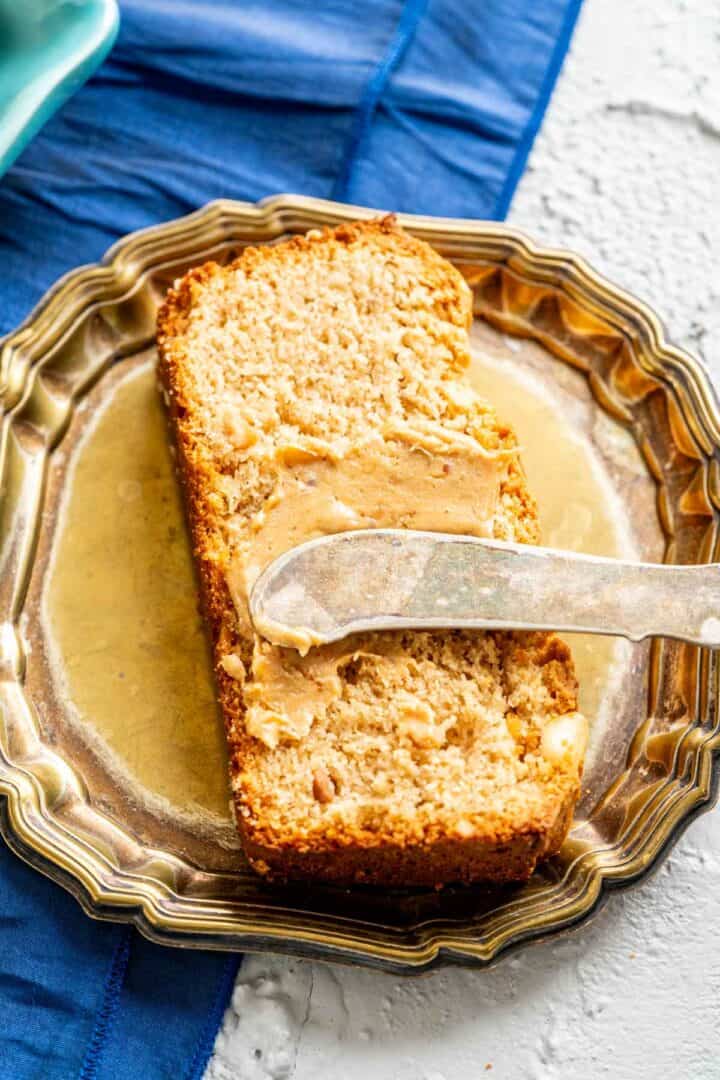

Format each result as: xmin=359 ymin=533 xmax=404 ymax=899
xmin=157 ymin=218 xmax=584 ymax=887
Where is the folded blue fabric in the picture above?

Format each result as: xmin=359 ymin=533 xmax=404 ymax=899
xmin=0 ymin=840 xmax=239 ymax=1080
xmin=0 ymin=1 xmax=582 ymax=1076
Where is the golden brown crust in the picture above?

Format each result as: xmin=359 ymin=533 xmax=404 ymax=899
xmin=157 ymin=217 xmax=582 ymax=887
xmin=241 ymin=795 xmax=575 ymax=887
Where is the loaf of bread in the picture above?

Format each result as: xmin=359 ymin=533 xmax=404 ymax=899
xmin=157 ymin=217 xmax=586 ymax=887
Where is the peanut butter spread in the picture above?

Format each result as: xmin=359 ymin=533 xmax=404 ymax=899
xmin=223 ymin=425 xmax=515 ymax=747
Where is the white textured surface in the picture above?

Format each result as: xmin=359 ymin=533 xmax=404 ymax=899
xmin=205 ymin=2 xmax=720 ymax=1076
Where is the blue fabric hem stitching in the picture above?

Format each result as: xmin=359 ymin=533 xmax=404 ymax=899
xmin=185 ymin=953 xmax=243 ymax=1080
xmin=492 ymin=0 xmax=585 ymax=221
xmin=78 ymin=926 xmax=132 ymax=1080
xmin=331 ymin=0 xmax=429 ymax=203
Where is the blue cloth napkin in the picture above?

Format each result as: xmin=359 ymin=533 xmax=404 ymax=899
xmin=0 ymin=1 xmax=582 ymax=1076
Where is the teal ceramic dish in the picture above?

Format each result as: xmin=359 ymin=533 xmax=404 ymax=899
xmin=0 ymin=0 xmax=119 ymax=178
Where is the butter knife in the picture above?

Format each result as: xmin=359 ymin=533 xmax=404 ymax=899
xmin=249 ymin=529 xmax=720 ymax=655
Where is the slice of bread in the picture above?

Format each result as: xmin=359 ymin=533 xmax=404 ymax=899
xmin=157 ymin=217 xmax=586 ymax=887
